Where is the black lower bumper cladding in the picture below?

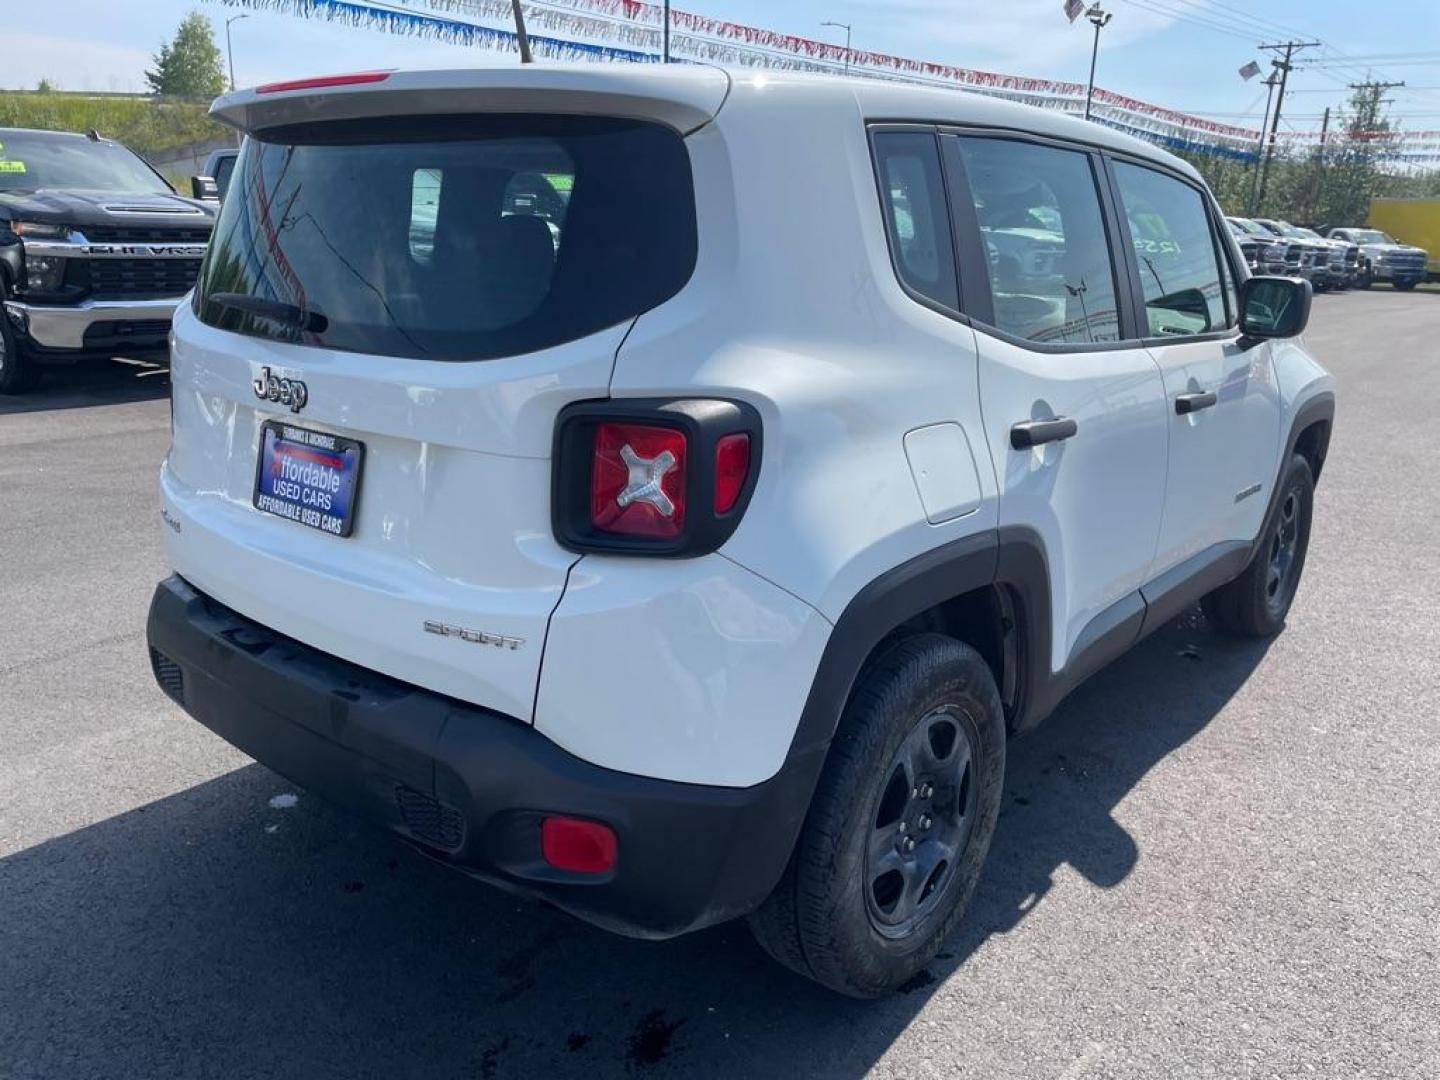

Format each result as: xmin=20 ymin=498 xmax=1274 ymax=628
xmin=145 ymin=576 xmax=804 ymax=939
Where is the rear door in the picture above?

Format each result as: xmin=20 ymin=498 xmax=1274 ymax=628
xmin=1106 ymin=158 xmax=1280 ymax=575
xmin=164 ymin=112 xmax=699 ymax=722
xmin=945 ymin=133 xmax=1169 ymax=675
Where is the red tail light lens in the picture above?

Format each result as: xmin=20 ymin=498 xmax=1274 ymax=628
xmin=541 ymin=816 xmax=617 ymax=874
xmin=713 ymin=433 xmax=751 ymax=514
xmin=590 ymin=422 xmax=687 ymax=538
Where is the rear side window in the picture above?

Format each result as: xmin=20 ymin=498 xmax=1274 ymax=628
xmin=1112 ymin=162 xmax=1230 ymax=336
xmin=954 ymin=137 xmax=1120 ymax=345
xmin=873 ymin=132 xmax=960 ymax=310
xmin=194 ymin=115 xmax=695 ymax=361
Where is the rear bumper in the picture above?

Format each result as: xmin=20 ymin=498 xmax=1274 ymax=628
xmin=4 ymin=297 xmax=177 ymax=353
xmin=145 ymin=575 xmax=807 ymax=939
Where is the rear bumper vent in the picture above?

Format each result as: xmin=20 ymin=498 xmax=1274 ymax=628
xmin=150 ymin=648 xmax=185 ymax=705
xmin=395 ymin=786 xmax=466 ymax=851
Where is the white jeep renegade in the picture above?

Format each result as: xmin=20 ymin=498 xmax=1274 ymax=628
xmin=147 ymin=65 xmax=1334 ymax=997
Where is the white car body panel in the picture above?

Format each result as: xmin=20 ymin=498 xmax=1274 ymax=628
xmin=210 ymin=64 xmax=732 ymax=136
xmin=161 ymin=304 xmax=630 ymax=723
xmin=1271 ymin=337 xmax=1337 ymax=429
xmin=606 ymin=81 xmax=1000 ymax=625
xmin=973 ymin=331 xmax=1169 ymax=672
xmin=1146 ymin=338 xmax=1282 ymax=574
xmin=536 ymin=554 xmax=832 ymax=787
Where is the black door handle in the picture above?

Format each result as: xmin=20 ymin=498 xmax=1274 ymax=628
xmin=1010 ymin=417 xmax=1078 ymax=449
xmin=1175 ymin=391 xmax=1218 ymax=415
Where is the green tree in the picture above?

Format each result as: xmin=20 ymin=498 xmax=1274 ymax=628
xmin=35 ymin=78 xmax=56 ymax=93
xmin=1309 ymin=84 xmax=1402 ymax=225
xmin=145 ymin=11 xmax=226 ymax=99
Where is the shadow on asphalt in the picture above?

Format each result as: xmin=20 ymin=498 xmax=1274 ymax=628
xmin=0 ymin=613 xmax=1269 ymax=1079
xmin=0 ymin=355 xmax=169 ymax=416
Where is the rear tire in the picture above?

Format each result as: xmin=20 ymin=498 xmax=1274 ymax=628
xmin=748 ymin=634 xmax=1005 ymax=997
xmin=0 ymin=285 xmax=40 ymax=395
xmin=1203 ymin=454 xmax=1314 ymax=637
xmin=1394 ymin=279 xmax=1419 ymax=292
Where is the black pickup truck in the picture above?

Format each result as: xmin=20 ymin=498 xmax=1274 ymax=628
xmin=0 ymin=127 xmax=215 ymax=393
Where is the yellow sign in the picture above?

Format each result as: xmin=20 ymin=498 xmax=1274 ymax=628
xmin=0 ymin=161 xmax=26 ymax=174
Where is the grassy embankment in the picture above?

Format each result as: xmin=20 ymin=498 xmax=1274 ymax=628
xmin=0 ymin=92 xmax=228 ymax=187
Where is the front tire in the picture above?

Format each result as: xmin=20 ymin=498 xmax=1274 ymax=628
xmin=1203 ymin=454 xmax=1315 ymax=637
xmin=0 ymin=285 xmax=40 ymax=395
xmin=748 ymin=634 xmax=1005 ymax=997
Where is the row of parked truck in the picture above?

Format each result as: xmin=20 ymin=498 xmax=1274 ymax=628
xmin=1226 ymin=215 xmax=1432 ymax=293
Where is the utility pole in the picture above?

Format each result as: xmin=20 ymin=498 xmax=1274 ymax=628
xmin=663 ymin=0 xmax=671 ymax=63
xmin=1308 ymin=106 xmax=1330 ymax=222
xmin=821 ymin=21 xmax=853 ymax=74
xmin=1348 ymin=79 xmax=1406 ymax=107
xmin=1247 ymin=70 xmax=1280 ymax=215
xmin=1254 ymin=40 xmax=1320 ymax=213
xmin=510 ymin=0 xmax=533 ymax=63
xmin=1083 ymin=4 xmax=1112 ymax=121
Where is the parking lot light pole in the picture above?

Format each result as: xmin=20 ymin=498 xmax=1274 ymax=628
xmin=1083 ymin=4 xmax=1112 ymax=121
xmin=821 ymin=21 xmax=853 ymax=74
xmin=225 ymin=14 xmax=249 ymax=92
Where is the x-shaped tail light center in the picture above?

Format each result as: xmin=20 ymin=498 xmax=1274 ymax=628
xmin=616 ymin=444 xmax=678 ymax=517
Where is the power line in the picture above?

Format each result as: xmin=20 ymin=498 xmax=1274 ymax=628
xmin=1112 ymin=0 xmax=1437 ymax=109
xmin=1307 ymin=58 xmax=1440 ymax=68
xmin=1113 ymin=0 xmax=1254 ymax=42
xmin=1306 ymin=51 xmax=1440 ymax=63
xmin=1129 ymin=0 xmax=1312 ymax=45
xmin=1163 ymin=0 xmax=1316 ymax=42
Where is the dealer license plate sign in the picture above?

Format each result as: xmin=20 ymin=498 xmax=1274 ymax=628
xmin=253 ymin=421 xmax=364 ymax=537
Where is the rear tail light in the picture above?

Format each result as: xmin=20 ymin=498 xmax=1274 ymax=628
xmin=541 ymin=816 xmax=617 ymax=874
xmin=713 ymin=433 xmax=751 ymax=514
xmin=553 ymin=398 xmax=762 ymax=557
xmin=590 ymin=422 xmax=688 ymax=538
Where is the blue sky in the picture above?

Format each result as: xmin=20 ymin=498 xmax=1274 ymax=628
xmin=7 ymin=1 xmax=1439 ymax=134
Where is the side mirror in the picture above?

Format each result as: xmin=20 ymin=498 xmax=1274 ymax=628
xmin=1238 ymin=276 xmax=1311 ymax=348
xmin=190 ymin=175 xmax=220 ymax=201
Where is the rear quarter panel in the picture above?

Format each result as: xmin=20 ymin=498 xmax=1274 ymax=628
xmin=605 ymin=76 xmax=1001 ymax=622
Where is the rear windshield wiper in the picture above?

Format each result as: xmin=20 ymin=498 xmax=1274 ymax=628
xmin=211 ymin=292 xmax=328 ymax=333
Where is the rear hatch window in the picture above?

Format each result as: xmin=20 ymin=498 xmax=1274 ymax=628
xmin=194 ymin=114 xmax=696 ymax=360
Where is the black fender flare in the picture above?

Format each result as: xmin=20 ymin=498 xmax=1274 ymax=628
xmin=777 ymin=389 xmax=1337 ymax=798
xmin=763 ymin=390 xmax=1336 ymax=886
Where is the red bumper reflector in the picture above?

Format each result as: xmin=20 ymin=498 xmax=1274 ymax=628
xmin=256 ymin=71 xmax=392 ymax=94
xmin=541 ymin=816 xmax=618 ymax=874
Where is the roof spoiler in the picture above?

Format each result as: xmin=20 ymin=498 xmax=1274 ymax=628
xmin=210 ymin=64 xmax=731 ymax=137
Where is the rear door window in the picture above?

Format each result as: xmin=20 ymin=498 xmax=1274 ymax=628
xmin=194 ymin=115 xmax=696 ymax=361
xmin=1111 ymin=161 xmax=1230 ymax=336
xmin=953 ymin=137 xmax=1121 ymax=345
xmin=872 ymin=131 xmax=960 ymax=311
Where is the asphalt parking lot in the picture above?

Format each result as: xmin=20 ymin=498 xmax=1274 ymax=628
xmin=2 ymin=291 xmax=1437 ymax=1079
